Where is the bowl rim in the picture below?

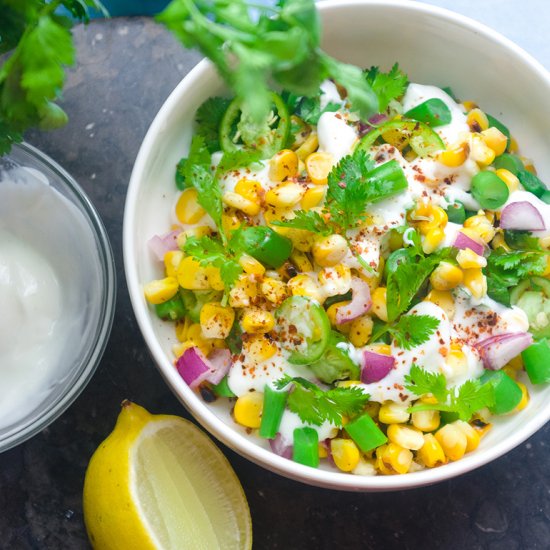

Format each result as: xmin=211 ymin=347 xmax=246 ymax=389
xmin=124 ymin=0 xmax=550 ymax=490
xmin=0 ymin=142 xmax=117 ymax=452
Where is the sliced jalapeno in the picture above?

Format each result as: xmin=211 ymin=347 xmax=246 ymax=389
xmin=309 ymin=331 xmax=360 ymax=384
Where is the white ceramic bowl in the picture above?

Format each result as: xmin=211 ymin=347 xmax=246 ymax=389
xmin=124 ymin=0 xmax=550 ymax=490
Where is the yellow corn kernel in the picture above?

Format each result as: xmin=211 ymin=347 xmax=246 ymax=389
xmin=456 ymin=248 xmax=487 ymax=269
xmin=371 ymin=287 xmax=388 ymax=322
xmin=495 ymin=168 xmax=520 ymax=193
xmin=301 ymin=186 xmax=326 ymax=210
xmin=540 ymin=236 xmax=550 ymax=250
xmin=222 ymin=211 xmax=242 ymax=234
xmin=287 ymin=228 xmax=315 ymax=253
xmin=287 ymin=273 xmax=326 ymax=304
xmin=437 ymin=143 xmax=469 ymax=167
xmin=234 ymin=178 xmax=263 ymax=203
xmin=508 ymin=136 xmax=518 ymax=153
xmin=542 ymin=255 xmax=550 ymax=277
xmin=290 ymin=249 xmax=314 ymax=272
xmin=462 ymin=268 xmax=487 ymax=299
xmin=424 ymin=289 xmax=456 ymax=319
xmin=422 ymin=227 xmax=445 ymax=254
xmin=452 ymin=420 xmax=480 ymax=453
xmin=481 ymin=127 xmax=508 ymax=156
xmin=318 ymin=264 xmax=352 ymax=296
xmin=175 ymin=317 xmax=192 ymax=342
xmin=491 ymin=230 xmax=511 ymax=252
xmin=387 ymin=424 xmax=425 ymax=450
xmin=467 ymin=108 xmax=489 ymax=132
xmin=463 ymin=214 xmax=496 ymax=243
xmin=379 ymin=402 xmax=410 ymax=425
xmin=508 ymin=354 xmax=524 ymax=371
xmin=470 ymin=134 xmax=496 ymax=166
xmin=205 ymin=266 xmax=225 ymax=291
xmin=446 ymin=344 xmax=468 ymax=378
xmin=515 ymin=381 xmax=530 ymax=412
xmin=326 ymin=301 xmax=352 ymax=333
xmin=175 ymin=188 xmax=206 ymax=224
xmin=416 ymin=205 xmax=448 ymax=235
xmin=372 ymin=343 xmax=392 ymax=356
xmin=199 ymin=302 xmax=235 ymax=339
xmin=183 ymin=323 xmax=214 ymax=356
xmin=172 ymin=340 xmax=196 ymax=359
xmin=352 ymin=457 xmax=377 ymax=476
xmin=411 ymin=409 xmax=441 ymax=432
xmin=260 ymin=277 xmax=288 ymax=305
xmin=434 ymin=423 xmax=467 ymax=461
xmin=348 ymin=315 xmax=374 ymax=347
xmin=462 ymin=100 xmax=478 ymax=112
xmin=305 ymin=152 xmax=335 ymax=185
xmin=143 ymin=276 xmax=179 ymax=305
xmin=222 ymin=191 xmax=260 ymax=217
xmin=234 ymin=392 xmax=264 ymax=429
xmin=229 ymin=274 xmax=257 ymax=308
xmin=521 ymin=157 xmax=536 ymax=173
xmin=176 ymin=225 xmax=212 ymax=250
xmin=318 ymin=443 xmax=328 ymax=458
xmin=239 ymin=253 xmax=266 ymax=276
xmin=244 ymin=334 xmax=277 ymax=363
xmin=295 ymin=132 xmax=319 ymax=160
xmin=374 ymin=445 xmax=393 ymax=475
xmin=163 ymin=250 xmax=184 ymax=278
xmin=376 ymin=442 xmax=413 ymax=475
xmin=430 ymin=261 xmax=464 ymax=291
xmin=417 ymin=434 xmax=447 ymax=468
xmin=265 ymin=182 xmax=305 ymax=208
xmin=331 ymin=439 xmax=360 ymax=472
xmin=241 ymin=308 xmax=275 ymax=334
xmin=311 ymin=234 xmax=348 ymax=267
xmin=269 ymin=149 xmax=299 ymax=181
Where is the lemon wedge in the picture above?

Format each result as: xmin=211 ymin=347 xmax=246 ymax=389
xmin=83 ymin=401 xmax=252 ymax=549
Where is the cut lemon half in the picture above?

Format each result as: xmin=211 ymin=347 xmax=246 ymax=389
xmin=83 ymin=401 xmax=252 ymax=549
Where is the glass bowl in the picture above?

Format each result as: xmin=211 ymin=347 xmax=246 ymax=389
xmin=0 ymin=142 xmax=116 ymax=452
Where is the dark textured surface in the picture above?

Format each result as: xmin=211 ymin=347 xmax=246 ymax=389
xmin=1 ymin=17 xmax=550 ymax=550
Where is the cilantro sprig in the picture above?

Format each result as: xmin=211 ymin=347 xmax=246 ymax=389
xmin=372 ymin=314 xmax=441 ymax=350
xmin=404 ymin=365 xmax=495 ymax=421
xmin=274 ymin=375 xmax=369 ymax=427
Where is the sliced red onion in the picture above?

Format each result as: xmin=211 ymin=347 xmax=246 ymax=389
xmin=269 ymin=433 xmax=292 ymax=459
xmin=176 ymin=347 xmax=231 ymax=388
xmin=336 ymin=276 xmax=372 ymax=325
xmin=453 ymin=231 xmax=486 ymax=256
xmin=358 ymin=114 xmax=388 ymax=137
xmin=476 ymin=332 xmax=533 ymax=371
xmin=361 ymin=351 xmax=395 ymax=384
xmin=148 ymin=229 xmax=180 ymax=261
xmin=500 ymin=201 xmax=546 ymax=231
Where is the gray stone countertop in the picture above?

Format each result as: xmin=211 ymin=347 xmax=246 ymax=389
xmin=1 ymin=13 xmax=550 ymax=550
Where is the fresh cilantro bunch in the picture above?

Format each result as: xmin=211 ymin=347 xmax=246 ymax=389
xmin=0 ymin=0 xmax=106 ymax=155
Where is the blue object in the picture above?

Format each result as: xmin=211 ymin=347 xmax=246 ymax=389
xmin=92 ymin=0 xmax=170 ymax=17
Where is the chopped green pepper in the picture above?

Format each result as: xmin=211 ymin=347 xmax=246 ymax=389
xmin=154 ymin=295 xmax=186 ymax=321
xmin=344 ymin=413 xmax=387 ymax=452
xmin=522 ymin=339 xmax=550 ymax=384
xmin=232 ymin=226 xmax=292 ymax=269
xmin=446 ymin=201 xmax=466 ymax=224
xmin=293 ymin=427 xmax=319 ymax=468
xmin=471 ymin=171 xmax=509 ymax=210
xmin=404 ymin=98 xmax=452 ymax=127
xmin=212 ymin=376 xmax=236 ymax=398
xmin=480 ymin=370 xmax=522 ymax=415
xmin=259 ymin=385 xmax=288 ymax=439
xmin=493 ymin=153 xmax=524 ymax=175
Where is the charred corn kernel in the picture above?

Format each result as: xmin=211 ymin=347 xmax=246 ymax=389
xmin=422 ymin=227 xmax=445 ymax=254
xmin=471 ymin=420 xmax=492 ymax=438
xmin=387 ymin=424 xmax=425 ymax=450
xmin=348 ymin=315 xmax=374 ymax=347
xmin=470 ymin=134 xmax=496 ymax=166
xmin=462 ymin=100 xmax=478 ymax=112
xmin=163 ymin=250 xmax=184 ymax=278
xmin=424 ymin=289 xmax=455 ymax=319
xmin=176 ymin=226 xmax=212 ymax=250
xmin=318 ymin=264 xmax=352 ymax=296
xmin=260 ymin=277 xmax=288 ymax=305
xmin=377 ymin=442 xmax=413 ymax=474
xmin=463 ymin=268 xmax=487 ymax=299
xmin=491 ymin=230 xmax=511 ymax=251
xmin=521 ymin=156 xmax=536 ymax=173
xmin=435 ymin=423 xmax=467 ymax=461
xmin=364 ymin=401 xmax=381 ymax=419
xmin=265 ymin=182 xmax=305 ymax=208
xmin=287 ymin=273 xmax=326 ymax=304
xmin=244 ymin=334 xmax=277 ymax=363
xmin=305 ymin=152 xmax=334 ymax=185
xmin=222 ymin=211 xmax=242 ymax=234
xmin=301 ymin=186 xmax=326 ymax=209
xmin=371 ymin=287 xmax=388 ymax=322
xmin=175 ymin=317 xmax=192 ymax=342
xmin=311 ymin=234 xmax=348 ymax=267
xmin=412 ymin=409 xmax=441 ymax=432
xmin=456 ymin=248 xmax=487 ymax=269
xmin=467 ymin=108 xmax=489 ymax=132
xmin=143 ymin=277 xmax=179 ymax=304
xmin=452 ymin=421 xmax=480 ymax=452
xmin=200 ymin=302 xmax=235 ymax=339
xmin=229 ymin=274 xmax=257 ymax=308
xmin=326 ymin=301 xmax=352 ymax=333
xmin=183 ymin=323 xmax=213 ymax=356
xmin=515 ymin=381 xmax=530 ymax=411
xmin=374 ymin=445 xmax=393 ymax=475
xmin=418 ymin=434 xmax=447 ymax=467
xmin=331 ymin=439 xmax=360 ymax=472
xmin=234 ymin=392 xmax=264 ymax=429
xmin=295 ymin=132 xmax=319 ymax=160
xmin=288 ymin=252 xmax=312 ymax=277
xmin=481 ymin=127 xmax=508 ymax=156
xmin=318 ymin=443 xmax=328 ymax=458
xmin=222 ymin=191 xmax=260 ymax=216
xmin=269 ymin=149 xmax=299 ymax=181
xmin=463 ymin=214 xmax=496 ymax=243
xmin=205 ymin=266 xmax=225 ymax=291
xmin=239 ymin=253 xmax=266 ymax=276
xmin=241 ymin=308 xmax=275 ymax=334
xmin=175 ymin=188 xmax=206 ymax=224
xmin=379 ymin=402 xmax=410 ymax=425
xmin=430 ymin=261 xmax=463 ymax=291
xmin=437 ymin=143 xmax=469 ymax=167
xmin=234 ymin=178 xmax=263 ymax=202
xmin=540 ymin=236 xmax=550 ymax=250
xmin=287 ymin=229 xmax=315 ymax=252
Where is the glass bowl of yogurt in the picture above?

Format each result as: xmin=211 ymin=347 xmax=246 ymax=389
xmin=0 ymin=142 xmax=116 ymax=452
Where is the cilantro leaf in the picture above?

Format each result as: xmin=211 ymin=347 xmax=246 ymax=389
xmin=195 ymin=96 xmax=231 ymax=153
xmin=275 ymin=375 xmax=369 ymax=426
xmin=404 ymin=365 xmax=447 ymax=402
xmin=271 ymin=210 xmax=332 ymax=235
xmin=365 ymin=63 xmax=409 ymax=112
xmin=288 ymin=93 xmax=340 ymax=125
xmin=387 ymin=314 xmax=440 ymax=351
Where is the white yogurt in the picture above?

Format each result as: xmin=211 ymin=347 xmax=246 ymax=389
xmin=317 ymin=111 xmax=358 ymax=161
